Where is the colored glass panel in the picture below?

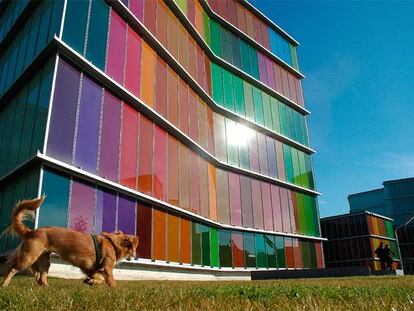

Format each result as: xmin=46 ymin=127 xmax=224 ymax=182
xmin=138 ymin=116 xmax=153 ymax=195
xmin=153 ymin=207 xmax=166 ymax=261
xmin=137 ymin=203 xmax=152 ymax=259
xmin=69 ymin=180 xmax=95 ymax=233
xmin=107 ymin=10 xmax=126 ymax=84
xmin=141 ymin=41 xmax=155 ymax=107
xmin=118 ymin=195 xmax=136 ymax=234
xmin=125 ymin=26 xmax=142 ymax=97
xmin=154 ymin=125 xmax=167 ymax=201
xmin=229 ymin=173 xmax=242 ymax=226
xmin=167 ymin=211 xmax=180 ymax=263
xmin=232 ymin=232 xmax=244 ymax=267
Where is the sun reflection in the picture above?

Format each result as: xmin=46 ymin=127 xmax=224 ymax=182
xmin=226 ymin=122 xmax=254 ymax=147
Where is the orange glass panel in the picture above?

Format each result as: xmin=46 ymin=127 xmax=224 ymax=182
xmin=245 ymin=10 xmax=255 ymax=39
xmin=204 ymin=56 xmax=212 ymax=95
xmin=285 ymin=238 xmax=295 ymax=268
xmin=141 ymin=42 xmax=155 ymax=107
xmin=152 ymin=207 xmax=166 ymax=261
xmin=188 ymin=37 xmax=197 ymax=80
xmin=180 ymin=216 xmax=191 ymax=263
xmin=315 ymin=242 xmax=325 ymax=269
xmin=156 ymin=0 xmax=168 ymax=46
xmin=167 ymin=10 xmax=178 ymax=59
xmin=167 ymin=211 xmax=180 ymax=262
xmin=178 ymin=24 xmax=188 ymax=69
xmin=236 ymin=3 xmax=246 ymax=34
xmin=206 ymin=107 xmax=215 ymax=154
xmin=168 ymin=68 xmax=179 ymax=127
xmin=232 ymin=232 xmax=244 ymax=267
xmin=195 ymin=1 xmax=203 ymax=34
xmin=208 ymin=164 xmax=217 ymax=221
xmin=293 ymin=239 xmax=303 ymax=268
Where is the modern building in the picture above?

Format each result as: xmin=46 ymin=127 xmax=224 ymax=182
xmin=0 ymin=0 xmax=324 ymax=277
xmin=321 ymin=211 xmax=400 ymax=271
xmin=348 ymin=177 xmax=414 ymax=274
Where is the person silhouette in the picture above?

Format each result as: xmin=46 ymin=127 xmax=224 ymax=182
xmin=374 ymin=242 xmax=386 ymax=270
xmin=383 ymin=244 xmax=395 ymax=271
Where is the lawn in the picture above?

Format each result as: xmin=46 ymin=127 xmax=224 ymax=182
xmin=0 ymin=276 xmax=413 ymax=310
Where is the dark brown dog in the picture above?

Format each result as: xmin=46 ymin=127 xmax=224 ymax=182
xmin=2 ymin=197 xmax=139 ymax=287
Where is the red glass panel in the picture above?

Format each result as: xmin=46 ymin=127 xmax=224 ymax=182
xmin=188 ymin=37 xmax=197 ymax=80
xmin=138 ymin=115 xmax=153 ymax=195
xmin=107 ymin=10 xmax=126 ymax=85
xmin=217 ymin=0 xmax=228 ymax=21
xmin=154 ymin=125 xmax=167 ymax=201
xmin=143 ymin=0 xmax=156 ymax=34
xmin=288 ymin=73 xmax=298 ymax=104
xmin=252 ymin=179 xmax=263 ymax=229
xmin=273 ymin=64 xmax=283 ymax=94
xmin=179 ymin=79 xmax=189 ymax=135
xmin=265 ymin=57 xmax=276 ymax=90
xmin=290 ymin=191 xmax=299 ymax=234
xmin=167 ymin=10 xmax=178 ymax=58
xmin=198 ymin=99 xmax=207 ymax=149
xmin=125 ymin=27 xmax=141 ymax=97
xmin=228 ymin=0 xmax=238 ymax=26
xmin=285 ymin=238 xmax=295 ymax=268
xmin=315 ymin=242 xmax=325 ymax=269
xmin=179 ymin=143 xmax=190 ymax=210
xmin=232 ymin=232 xmax=244 ymax=267
xmin=271 ymin=185 xmax=283 ymax=232
xmin=137 ymin=202 xmax=151 ymax=259
xmin=236 ymin=3 xmax=246 ymax=34
xmin=167 ymin=135 xmax=179 ymax=206
xmin=196 ymin=46 xmax=204 ymax=88
xmin=293 ymin=239 xmax=303 ymax=268
xmin=129 ymin=0 xmax=144 ymax=21
xmin=168 ymin=68 xmax=179 ymax=127
xmin=155 ymin=55 xmax=167 ymax=118
xmin=178 ymin=24 xmax=188 ymax=69
xmin=120 ymin=104 xmax=139 ymax=190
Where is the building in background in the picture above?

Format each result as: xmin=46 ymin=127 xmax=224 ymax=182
xmin=321 ymin=212 xmax=400 ymax=271
xmin=0 ymin=0 xmax=324 ymax=276
xmin=348 ymin=177 xmax=414 ymax=274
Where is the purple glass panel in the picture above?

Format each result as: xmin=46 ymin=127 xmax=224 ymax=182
xmin=229 ymin=172 xmax=242 ymax=226
xmin=261 ymin=182 xmax=274 ymax=231
xmin=118 ymin=195 xmax=136 ymax=234
xmin=97 ymin=188 xmax=117 ymax=232
xmin=47 ymin=60 xmax=80 ymax=164
xmin=74 ymin=76 xmax=102 ymax=174
xmin=69 ymin=180 xmax=95 ymax=233
xmin=98 ymin=91 xmax=121 ymax=182
xmin=265 ymin=58 xmax=276 ymax=90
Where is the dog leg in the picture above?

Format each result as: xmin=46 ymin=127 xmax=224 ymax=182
xmin=34 ymin=253 xmax=51 ymax=286
xmin=103 ymin=268 xmax=116 ymax=287
xmin=2 ymin=268 xmax=18 ymax=288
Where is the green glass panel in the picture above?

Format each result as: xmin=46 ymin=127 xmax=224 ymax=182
xmin=86 ymin=0 xmax=109 ymax=71
xmin=264 ymin=235 xmax=277 ymax=268
xmin=287 ymin=108 xmax=296 ymax=142
xmin=301 ymin=241 xmax=310 ymax=269
xmin=291 ymin=148 xmax=301 ymax=186
xmin=39 ymin=169 xmax=70 ymax=228
xmin=233 ymin=76 xmax=245 ymax=117
xmin=290 ymin=44 xmax=299 ymax=71
xmin=294 ymin=112 xmax=304 ymax=145
xmin=210 ymin=227 xmax=219 ymax=267
xmin=385 ymin=221 xmax=395 ymax=239
xmin=283 ymin=145 xmax=294 ymax=184
xmin=226 ymin=119 xmax=239 ymax=166
xmin=255 ymin=234 xmax=267 ymax=268
xmin=243 ymin=232 xmax=256 ymax=268
xmin=192 ymin=222 xmax=202 ymax=265
xmin=177 ymin=0 xmax=187 ymax=14
xmin=202 ymin=11 xmax=210 ymax=45
xmin=305 ymin=156 xmax=315 ymax=189
xmin=243 ymin=81 xmax=255 ymax=121
xmin=301 ymin=117 xmax=309 ymax=146
xmin=62 ymin=0 xmax=89 ymax=54
xmin=209 ymin=20 xmax=221 ymax=57
xmin=223 ymin=69 xmax=234 ymax=111
xmin=201 ymin=224 xmax=210 ymax=266
xmin=252 ymin=87 xmax=264 ymax=126
xmin=270 ymin=98 xmax=281 ymax=134
xmin=275 ymin=237 xmax=286 ymax=268
xmin=262 ymin=93 xmax=272 ymax=130
xmin=231 ymin=34 xmax=241 ymax=69
xmin=238 ymin=140 xmax=249 ymax=170
xmin=32 ymin=60 xmax=54 ymax=155
xmin=219 ymin=230 xmax=232 ymax=267
xmin=279 ymin=102 xmax=288 ymax=137
xmin=220 ymin=27 xmax=232 ymax=64
xmin=296 ymin=193 xmax=306 ymax=235
xmin=248 ymin=45 xmax=259 ymax=80
xmin=211 ymin=63 xmax=224 ymax=106
xmin=310 ymin=197 xmax=320 ymax=236
xmin=308 ymin=242 xmax=317 ymax=268
xmin=240 ymin=40 xmax=250 ymax=74
xmin=299 ymin=152 xmax=308 ymax=188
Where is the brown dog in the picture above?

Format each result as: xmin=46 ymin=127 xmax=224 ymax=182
xmin=2 ymin=196 xmax=139 ymax=287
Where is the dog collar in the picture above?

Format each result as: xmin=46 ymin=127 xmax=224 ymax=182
xmin=91 ymin=234 xmax=101 ymax=268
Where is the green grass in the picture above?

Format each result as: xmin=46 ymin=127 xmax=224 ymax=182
xmin=0 ymin=276 xmax=413 ymax=310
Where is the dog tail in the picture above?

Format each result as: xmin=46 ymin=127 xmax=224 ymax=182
xmin=10 ymin=196 xmax=45 ymax=238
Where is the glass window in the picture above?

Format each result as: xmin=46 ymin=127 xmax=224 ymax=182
xmin=266 ymin=137 xmax=278 ymax=179
xmin=153 ymin=207 xmax=166 ymax=261
xmin=167 ymin=211 xmax=180 ymax=263
xmin=141 ymin=42 xmax=155 ymax=107
xmin=261 ymin=182 xmax=273 ymax=231
xmin=39 ymin=169 xmax=70 ymax=228
xmin=99 ymin=91 xmax=121 ymax=182
xmin=271 ymin=185 xmax=283 ymax=232
xmin=201 ymin=224 xmax=211 ymax=266
xmin=179 ymin=143 xmax=190 ymax=211
xmin=257 ymin=133 xmax=269 ymax=176
xmin=179 ymin=80 xmax=189 ymax=134
xmin=219 ymin=229 xmax=232 ymax=267
xmin=211 ymin=63 xmax=223 ymax=106
xmin=252 ymin=87 xmax=264 ymax=126
xmin=188 ymin=90 xmax=198 ymax=142
xmin=138 ymin=116 xmax=153 ymax=195
xmin=154 ymin=125 xmax=167 ymax=201
xmin=167 ymin=135 xmax=179 ymax=205
xmin=216 ymin=169 xmax=230 ymax=225
xmin=192 ymin=221 xmax=202 ymax=265
xmin=208 ymin=164 xmax=217 ymax=221
xmin=240 ymin=176 xmax=253 ymax=228
xmin=229 ymin=173 xmax=242 ymax=227
xmin=137 ymin=202 xmax=152 ymax=259
xmin=96 ymin=188 xmax=116 ymax=233
xmin=264 ymin=235 xmax=277 ymax=268
xmin=256 ymin=234 xmax=267 ymax=268
xmin=252 ymin=179 xmax=263 ymax=229
xmin=168 ymin=68 xmax=179 ymax=126
xmin=280 ymin=188 xmax=291 ymax=233
xmin=284 ymin=237 xmax=294 ymax=268
xmin=213 ymin=114 xmax=227 ymax=162
xmin=223 ymin=69 xmax=234 ymax=111
xmin=199 ymin=157 xmax=209 ymax=218
xmin=189 ymin=153 xmax=200 ymax=215
xmin=125 ymin=27 xmax=142 ymax=97
xmin=107 ymin=10 xmax=126 ymax=85
xmin=210 ymin=227 xmax=219 ymax=267
xmin=226 ymin=119 xmax=239 ymax=166
xmin=118 ymin=195 xmax=136 ymax=235
xmin=69 ymin=180 xmax=95 ymax=233
xmin=74 ymin=76 xmax=102 ymax=175
xmin=180 ymin=216 xmax=191 ymax=264
xmin=244 ymin=232 xmax=256 ymax=268
xmin=119 ymin=105 xmax=139 ymax=190
xmin=62 ymin=0 xmax=88 ymax=54
xmin=232 ymin=232 xmax=244 ymax=267
xmin=86 ymin=0 xmax=109 ymax=71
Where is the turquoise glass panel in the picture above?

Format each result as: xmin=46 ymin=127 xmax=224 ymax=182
xmin=275 ymin=236 xmax=286 ymax=268
xmin=209 ymin=19 xmax=221 ymax=57
xmin=255 ymin=234 xmax=267 ymax=268
xmin=222 ymin=69 xmax=234 ymax=111
xmin=283 ymin=145 xmax=294 ymax=184
xmin=243 ymin=82 xmax=255 ymax=121
xmin=240 ymin=40 xmax=251 ymax=74
xmin=211 ymin=63 xmax=224 ymax=106
xmin=233 ymin=76 xmax=245 ymax=117
xmin=39 ymin=169 xmax=70 ymax=228
xmin=62 ymin=0 xmax=89 ymax=54
xmin=248 ymin=45 xmax=259 ymax=80
xmin=270 ymin=98 xmax=281 ymax=133
xmin=244 ymin=232 xmax=256 ymax=268
xmin=262 ymin=93 xmax=272 ymax=130
xmin=264 ymin=235 xmax=277 ymax=268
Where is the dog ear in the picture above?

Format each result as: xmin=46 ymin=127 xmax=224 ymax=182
xmin=121 ymin=236 xmax=134 ymax=249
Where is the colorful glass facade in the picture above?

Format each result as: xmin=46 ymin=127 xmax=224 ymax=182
xmin=321 ymin=212 xmax=400 ymax=271
xmin=0 ymin=0 xmax=323 ymax=271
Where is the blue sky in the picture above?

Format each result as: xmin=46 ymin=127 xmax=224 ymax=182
xmin=252 ymin=1 xmax=414 ymax=217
